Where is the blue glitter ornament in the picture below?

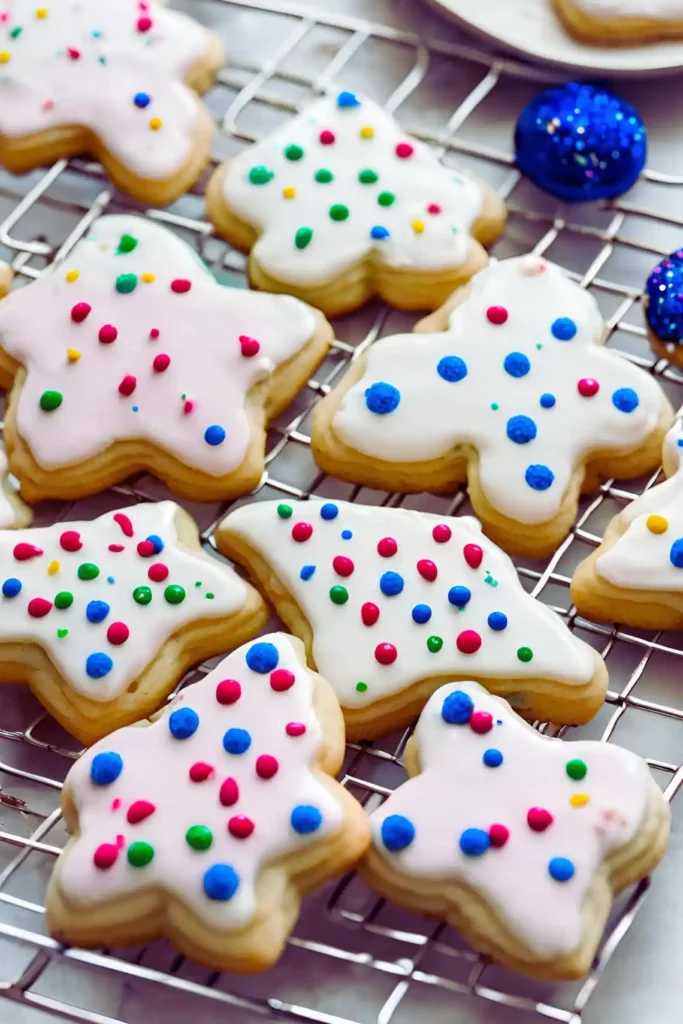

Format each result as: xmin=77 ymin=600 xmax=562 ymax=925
xmin=515 ymin=82 xmax=646 ymax=203
xmin=646 ymin=249 xmax=683 ymax=344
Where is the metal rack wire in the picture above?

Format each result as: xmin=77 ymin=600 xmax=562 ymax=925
xmin=1 ymin=1 xmax=683 ymax=1021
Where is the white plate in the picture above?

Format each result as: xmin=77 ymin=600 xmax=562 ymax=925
xmin=427 ymin=0 xmax=683 ymax=75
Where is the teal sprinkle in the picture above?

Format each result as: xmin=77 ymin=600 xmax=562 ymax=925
xmin=484 ymin=573 xmax=499 ymax=588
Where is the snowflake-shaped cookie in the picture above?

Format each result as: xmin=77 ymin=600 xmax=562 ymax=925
xmin=363 ymin=681 xmax=669 ymax=980
xmin=313 ymin=255 xmax=671 ymax=556
xmin=0 ymin=215 xmax=331 ymax=502
xmin=207 ymin=90 xmax=506 ymax=316
xmin=0 ymin=501 xmax=267 ymax=743
xmin=0 ymin=0 xmax=223 ymax=203
xmin=0 ymin=442 xmax=31 ymax=529
xmin=217 ymin=499 xmax=606 ymax=736
xmin=47 ymin=633 xmax=370 ymax=972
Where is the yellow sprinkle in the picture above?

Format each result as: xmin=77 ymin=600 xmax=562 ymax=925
xmin=65 ymin=269 xmax=79 ymax=283
xmin=282 ymin=186 xmax=296 ymax=199
xmin=149 ymin=117 xmax=163 ymax=131
xmin=360 ymin=126 xmax=374 ymax=139
xmin=647 ymin=514 xmax=668 ymax=535
xmin=570 ymin=793 xmax=590 ymax=808
xmin=36 ymin=7 xmax=48 ymax=18
xmin=66 ymin=348 xmax=81 ymax=363
xmin=0 ymin=52 xmax=11 ymax=64
xmin=411 ymin=219 xmax=425 ymax=235
xmin=141 ymin=272 xmax=156 ymax=283
xmin=47 ymin=560 xmax=60 ymax=576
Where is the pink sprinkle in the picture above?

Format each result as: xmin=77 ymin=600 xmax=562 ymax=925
xmin=456 ymin=629 xmax=482 ymax=655
xmin=149 ymin=328 xmax=160 ymax=339
xmin=28 ymin=597 xmax=52 ymax=618
xmin=13 ymin=543 xmax=43 ymax=561
xmin=170 ymin=278 xmax=191 ymax=294
xmin=183 ymin=399 xmax=195 ymax=415
xmin=417 ymin=559 xmax=437 ymax=582
xmin=427 ymin=203 xmax=441 ymax=214
xmin=292 ymin=522 xmax=313 ymax=543
xmin=361 ymin=602 xmax=379 ymax=626
xmin=108 ymin=544 xmax=125 ymax=553
xmin=375 ymin=642 xmax=397 ymax=665
xmin=216 ymin=679 xmax=242 ymax=705
xmin=67 ymin=47 xmax=80 ymax=60
xmin=463 ymin=543 xmax=483 ymax=569
xmin=228 ymin=815 xmax=255 ymax=839
xmin=286 ymin=722 xmax=306 ymax=737
xmin=332 ymin=555 xmax=354 ymax=577
xmin=486 ymin=305 xmax=508 ymax=326
xmin=148 ymin=563 xmax=169 ymax=583
xmin=377 ymin=537 xmax=397 ymax=557
xmin=189 ymin=762 xmax=214 ymax=783
xmin=527 ymin=807 xmax=553 ymax=832
xmin=107 ymin=622 xmax=130 ymax=645
xmin=395 ymin=142 xmax=414 ymax=159
xmin=137 ymin=540 xmax=155 ymax=558
xmin=111 ymin=798 xmax=122 ymax=810
xmin=319 ymin=129 xmax=335 ymax=145
xmin=137 ymin=15 xmax=153 ymax=31
xmin=70 ymin=301 xmax=91 ymax=323
xmin=116 ymin=834 xmax=125 ymax=849
xmin=118 ymin=375 xmax=137 ymax=397
xmin=270 ymin=669 xmax=295 ymax=692
xmin=489 ymin=824 xmax=509 ymax=848
xmin=239 ymin=335 xmax=261 ymax=358
xmin=470 ymin=710 xmax=493 ymax=734
xmin=126 ymin=799 xmax=155 ymax=825
xmin=42 ymin=99 xmax=55 ymax=111
xmin=219 ymin=777 xmax=239 ymax=807
xmin=98 ymin=324 xmax=117 ymax=344
xmin=578 ymin=378 xmax=600 ymax=398
xmin=0 ymin=13 xmax=8 ymax=23
xmin=60 ymin=530 xmax=82 ymax=553
xmin=255 ymin=754 xmax=279 ymax=779
xmin=432 ymin=524 xmax=452 ymax=544
xmin=113 ymin=513 xmax=134 ymax=537
xmin=93 ymin=843 xmax=119 ymax=870
xmin=153 ymin=353 xmax=170 ymax=372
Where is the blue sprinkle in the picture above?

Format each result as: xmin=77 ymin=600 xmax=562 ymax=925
xmin=291 ymin=804 xmax=323 ymax=834
xmin=341 ymin=529 xmax=353 ymax=540
xmin=90 ymin=751 xmax=123 ymax=786
xmin=320 ymin=503 xmax=339 ymax=520
xmin=506 ymin=415 xmax=537 ymax=444
xmin=146 ymin=534 xmax=164 ymax=554
xmin=525 ymin=464 xmax=554 ymax=491
xmin=246 ymin=641 xmax=279 ymax=673
xmin=86 ymin=600 xmax=110 ymax=624
xmin=365 ymin=382 xmax=400 ymax=415
xmin=679 ymin=439 xmax=683 ymax=448
xmin=551 ymin=317 xmax=577 ymax=341
xmin=437 ymin=356 xmax=468 ymax=383
xmin=132 ymin=405 xmax=139 ymax=413
xmin=441 ymin=690 xmax=474 ymax=724
xmin=2 ymin=578 xmax=22 ymax=598
xmin=503 ymin=352 xmax=530 ymax=378
xmin=459 ymin=828 xmax=490 ymax=857
xmin=548 ymin=856 xmax=575 ymax=882
xmin=370 ymin=225 xmax=390 ymax=240
xmin=381 ymin=814 xmax=416 ymax=851
xmin=300 ymin=564 xmax=316 ymax=581
xmin=380 ymin=571 xmax=404 ymax=597
xmin=223 ymin=727 xmax=252 ymax=754
xmin=540 ymin=393 xmax=556 ymax=409
xmin=86 ymin=652 xmax=113 ymax=679
xmin=448 ymin=585 xmax=471 ymax=608
xmin=337 ymin=90 xmax=360 ymax=108
xmin=107 ymin=576 xmax=115 ymax=584
xmin=412 ymin=603 xmax=432 ymax=624
xmin=487 ymin=611 xmax=508 ymax=631
xmin=203 ymin=864 xmax=239 ymax=901
xmin=612 ymin=387 xmax=639 ymax=413
xmin=483 ymin=748 xmax=504 ymax=768
xmin=134 ymin=92 xmax=151 ymax=109
xmin=205 ymin=425 xmax=226 ymax=446
xmin=670 ymin=539 xmax=683 ymax=568
xmin=169 ymin=707 xmax=199 ymax=739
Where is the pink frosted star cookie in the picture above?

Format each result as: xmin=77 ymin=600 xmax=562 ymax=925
xmin=0 ymin=501 xmax=268 ymax=743
xmin=0 ymin=442 xmax=31 ymax=529
xmin=0 ymin=0 xmax=224 ymax=205
xmin=206 ymin=90 xmax=506 ymax=317
xmin=362 ymin=681 xmax=669 ymax=980
xmin=554 ymin=0 xmax=683 ymax=43
xmin=0 ymin=215 xmax=332 ymax=503
xmin=312 ymin=255 xmax=673 ymax=557
xmin=217 ymin=499 xmax=608 ymax=737
xmin=47 ymin=633 xmax=370 ymax=972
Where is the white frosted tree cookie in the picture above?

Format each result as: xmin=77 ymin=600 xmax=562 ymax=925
xmin=216 ymin=499 xmax=608 ymax=737
xmin=571 ymin=422 xmax=683 ymax=629
xmin=0 ymin=442 xmax=31 ymax=529
xmin=0 ymin=0 xmax=224 ymax=205
xmin=312 ymin=255 xmax=673 ymax=558
xmin=554 ymin=0 xmax=683 ymax=44
xmin=0 ymin=501 xmax=268 ymax=743
xmin=0 ymin=215 xmax=333 ymax=504
xmin=206 ymin=90 xmax=506 ymax=317
xmin=362 ymin=681 xmax=670 ymax=980
xmin=47 ymin=633 xmax=370 ymax=972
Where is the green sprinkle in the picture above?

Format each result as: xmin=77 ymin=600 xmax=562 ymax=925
xmin=329 ymin=585 xmax=349 ymax=605
xmin=358 ymin=168 xmax=378 ymax=184
xmin=195 ymin=581 xmax=202 ymax=587
xmin=39 ymin=390 xmax=63 ymax=412
xmin=186 ymin=825 xmax=213 ymax=851
xmin=517 ymin=646 xmax=533 ymax=663
xmin=314 ymin=168 xmax=333 ymax=183
xmin=205 ymin=592 xmax=215 ymax=600
xmin=54 ymin=591 xmax=74 ymax=610
xmin=57 ymin=628 xmax=68 ymax=639
xmin=117 ymin=233 xmax=138 ymax=254
xmin=77 ymin=563 xmax=99 ymax=581
xmin=377 ymin=191 xmax=395 ymax=207
xmin=427 ymin=635 xmax=443 ymax=653
xmin=536 ymin=343 xmax=543 ymax=350
xmin=566 ymin=759 xmax=587 ymax=781
xmin=329 ymin=204 xmax=349 ymax=222
xmin=491 ymin=402 xmax=499 ymax=410
xmin=295 ymin=227 xmax=313 ymax=250
xmin=127 ymin=841 xmax=154 ymax=867
xmin=248 ymin=165 xmax=273 ymax=185
xmin=9 ymin=27 xmax=22 ymax=39
xmin=277 ymin=503 xmax=293 ymax=519
xmin=484 ymin=573 xmax=499 ymax=588
xmin=356 ymin=682 xmax=368 ymax=693
xmin=115 ymin=273 xmax=137 ymax=294
xmin=164 ymin=584 xmax=186 ymax=605
xmin=284 ymin=144 xmax=304 ymax=161
xmin=133 ymin=586 xmax=152 ymax=605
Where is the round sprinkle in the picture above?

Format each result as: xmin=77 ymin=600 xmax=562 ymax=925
xmin=54 ymin=591 xmax=74 ymax=610
xmin=292 ymin=522 xmax=313 ymax=543
xmin=149 ymin=328 xmax=160 ymax=340
xmin=487 ymin=611 xmax=508 ymax=631
xmin=359 ymin=168 xmax=378 ymax=184
xmin=377 ymin=191 xmax=395 ymax=207
xmin=133 ymin=586 xmax=152 ymax=605
xmin=356 ymin=682 xmax=368 ymax=692
xmin=525 ymin=465 xmax=554 ymax=491
xmin=503 ymin=352 xmax=530 ymax=377
xmin=437 ymin=355 xmax=467 ymax=382
xmin=285 ymin=144 xmax=304 ymax=161
xmin=342 ymin=530 xmax=353 ymax=540
xmin=457 ymin=629 xmax=482 ymax=654
xmin=375 ymin=643 xmax=397 ymax=665
xmin=671 ymin=539 xmax=683 ymax=568
xmin=170 ymin=279 xmax=192 ymax=294
xmin=360 ymin=125 xmax=374 ymax=139
xmin=204 ymin=425 xmax=226 ymax=446
xmin=228 ymin=815 xmax=255 ymax=839
xmin=612 ymin=387 xmax=639 ymax=413
xmin=361 ymin=602 xmax=380 ymax=626
xmin=300 ymin=565 xmax=315 ymax=581
xmin=566 ymin=758 xmax=587 ymax=781
xmin=448 ymin=585 xmax=471 ymax=608
xmin=219 ymin=777 xmax=239 ymax=806
xmin=506 ymin=415 xmax=537 ymax=444
xmin=427 ymin=635 xmax=443 ymax=653
xmin=90 ymin=751 xmax=123 ymax=785
xmin=570 ymin=794 xmax=590 ymax=807
xmin=134 ymin=92 xmax=151 ymax=108
xmin=169 ymin=707 xmax=199 ymax=739
xmin=223 ymin=728 xmax=251 ymax=755
xmin=432 ymin=524 xmax=452 ymax=543
xmin=286 ymin=722 xmax=307 ymax=737
xmin=149 ymin=118 xmax=163 ymax=133
xmin=470 ymin=711 xmax=493 ymax=734
xmin=291 ymin=805 xmax=323 ymax=834
xmin=314 ymin=169 xmax=333 ymax=183
xmin=381 ymin=814 xmax=415 ymax=851
xmin=70 ymin=302 xmax=91 ymax=323
xmin=119 ymin=375 xmax=137 ymax=396
xmin=551 ymin=317 xmax=577 ymax=341
xmin=365 ymin=381 xmax=400 ymax=414
xmin=333 ymin=555 xmax=354 ymax=577
xmin=186 ymin=825 xmax=213 ymax=851
xmin=86 ymin=652 xmax=113 ymax=679
xmin=246 ymin=642 xmax=279 ymax=673
xmin=319 ymin=129 xmax=335 ymax=145
xmin=248 ymin=165 xmax=273 ymax=185
xmin=412 ymin=603 xmax=432 ymax=624
xmin=647 ymin=515 xmax=668 ymax=534
xmin=548 ymin=857 xmax=575 ymax=882
xmin=117 ymin=233 xmax=138 ymax=254
xmin=146 ymin=535 xmax=164 ymax=555
xmin=370 ymin=225 xmax=390 ymax=239
xmin=427 ymin=203 xmax=442 ymax=214
xmin=128 ymin=842 xmax=154 ymax=867
xmin=517 ymin=646 xmax=534 ymax=662
xmin=189 ymin=762 xmax=214 ymax=783
xmin=126 ymin=800 xmax=155 ymax=825
xmin=94 ymin=844 xmax=118 ymax=870
xmin=60 ymin=530 xmax=82 ymax=552
xmin=86 ymin=600 xmax=110 ymax=624
xmin=28 ymin=597 xmax=52 ymax=618
xmin=98 ymin=324 xmax=117 ymax=344
xmin=329 ymin=203 xmax=349 ymax=221
xmin=487 ymin=306 xmax=508 ymax=325
xmin=417 ymin=559 xmax=437 ymax=582
xmin=329 ymin=585 xmax=349 ymax=604
xmin=483 ymin=748 xmax=503 ymax=768
xmin=153 ymin=353 xmax=170 ymax=372
xmin=164 ymin=585 xmax=185 ymax=605
xmin=137 ymin=540 xmax=155 ymax=558
xmin=441 ymin=690 xmax=474 ymax=724
xmin=463 ymin=543 xmax=482 ymax=568
xmin=277 ymin=504 xmax=293 ymax=519
xmin=256 ymin=754 xmax=279 ymax=779
xmin=459 ymin=828 xmax=490 ymax=857
xmin=40 ymin=390 xmax=63 ymax=412
xmin=137 ymin=15 xmax=153 ymax=32
xmin=239 ymin=334 xmax=260 ymax=357
xmin=527 ymin=807 xmax=553 ymax=832
xmin=216 ymin=679 xmax=242 ymax=704
xmin=115 ymin=273 xmax=137 ymax=294
xmin=337 ymin=90 xmax=360 ymax=108
xmin=2 ymin=578 xmax=22 ymax=598
xmin=377 ymin=537 xmax=398 ymax=557
xmin=203 ymin=864 xmax=239 ymax=901
xmin=78 ymin=563 xmax=99 ymax=581
xmin=282 ymin=186 xmax=296 ymax=199
xmin=270 ymin=669 xmax=295 ymax=692
xmin=488 ymin=824 xmax=510 ymax=848
xmin=380 ymin=571 xmax=404 ymax=596
xmin=411 ymin=219 xmax=425 ymax=234
xmin=320 ymin=503 xmax=339 ymax=520
xmin=395 ymin=142 xmax=414 ymax=159
xmin=107 ymin=622 xmax=129 ymax=646
xmin=540 ymin=393 xmax=556 ymax=409
xmin=578 ymin=378 xmax=600 ymax=398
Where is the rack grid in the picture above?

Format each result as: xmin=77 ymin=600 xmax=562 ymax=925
xmin=1 ymin=2 xmax=683 ymax=1021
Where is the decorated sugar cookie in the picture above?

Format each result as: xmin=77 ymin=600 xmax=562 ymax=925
xmin=0 ymin=501 xmax=268 ymax=743
xmin=0 ymin=442 xmax=31 ymax=529
xmin=47 ymin=633 xmax=370 ymax=972
xmin=206 ymin=90 xmax=506 ymax=317
xmin=0 ymin=215 xmax=332 ymax=503
xmin=0 ymin=0 xmax=224 ymax=205
xmin=362 ymin=682 xmax=669 ymax=980
xmin=554 ymin=0 xmax=683 ymax=44
xmin=572 ymin=422 xmax=683 ymax=629
xmin=312 ymin=255 xmax=672 ymax=557
xmin=217 ymin=499 xmax=607 ymax=737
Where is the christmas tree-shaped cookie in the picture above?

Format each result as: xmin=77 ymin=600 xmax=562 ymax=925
xmin=363 ymin=681 xmax=669 ymax=980
xmin=217 ymin=499 xmax=607 ymax=737
xmin=47 ymin=633 xmax=370 ymax=972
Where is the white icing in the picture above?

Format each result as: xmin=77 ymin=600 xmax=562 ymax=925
xmin=596 ymin=422 xmax=683 ymax=590
xmin=331 ymin=256 xmax=666 ymax=526
xmin=220 ymin=91 xmax=484 ymax=286
xmin=0 ymin=501 xmax=247 ymax=700
xmin=571 ymin=0 xmax=683 ymax=18
xmin=221 ymin=499 xmax=596 ymax=709
xmin=0 ymin=215 xmax=317 ymax=476
xmin=0 ymin=444 xmax=18 ymax=528
xmin=0 ymin=0 xmax=214 ymax=180
xmin=56 ymin=633 xmax=344 ymax=931
xmin=371 ymin=681 xmax=652 ymax=958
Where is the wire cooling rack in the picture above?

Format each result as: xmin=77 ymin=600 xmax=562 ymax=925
xmin=3 ymin=1 xmax=683 ymax=1022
